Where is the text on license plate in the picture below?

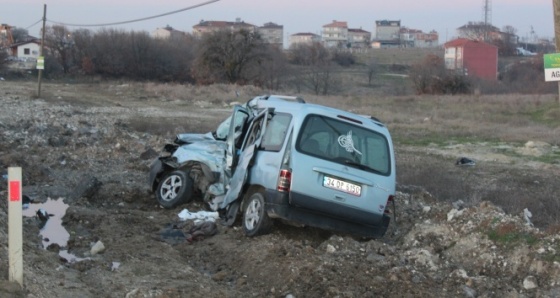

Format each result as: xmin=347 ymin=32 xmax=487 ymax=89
xmin=323 ymin=176 xmax=361 ymax=196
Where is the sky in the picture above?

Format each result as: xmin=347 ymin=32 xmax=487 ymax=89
xmin=1 ymin=0 xmax=554 ymax=45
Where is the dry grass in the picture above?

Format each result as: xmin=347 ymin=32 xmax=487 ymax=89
xmin=355 ymin=48 xmax=445 ymax=66
xmin=141 ymin=82 xmax=266 ymax=103
xmin=307 ymin=93 xmax=560 ymax=146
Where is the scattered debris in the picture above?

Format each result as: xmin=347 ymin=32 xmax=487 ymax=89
xmin=523 ymin=276 xmax=538 ymax=290
xmin=91 ymin=240 xmax=105 ymax=255
xmin=22 ymin=194 xmax=33 ymax=209
xmin=157 ymin=224 xmax=188 ymax=245
xmin=185 ymin=221 xmax=218 ymax=243
xmin=111 ymin=262 xmax=120 ymax=272
xmin=36 ymin=208 xmax=50 ymax=222
xmin=452 ymin=199 xmax=465 ymax=210
xmin=523 ymin=208 xmax=533 ymax=227
xmin=157 ymin=221 xmax=218 ymax=245
xmin=455 ymin=157 xmax=476 ymax=166
xmin=178 ymin=208 xmax=219 ymax=223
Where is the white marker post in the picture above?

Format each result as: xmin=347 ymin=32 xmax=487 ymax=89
xmin=8 ymin=167 xmax=23 ymax=287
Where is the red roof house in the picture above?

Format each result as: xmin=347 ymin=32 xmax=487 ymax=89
xmin=444 ymin=38 xmax=498 ymax=80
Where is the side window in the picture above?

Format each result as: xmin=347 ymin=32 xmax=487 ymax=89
xmin=260 ymin=113 xmax=292 ymax=151
xmin=363 ymin=135 xmax=390 ymax=174
xmin=301 ymin=131 xmax=330 ymax=155
xmin=297 ymin=116 xmax=335 ymax=159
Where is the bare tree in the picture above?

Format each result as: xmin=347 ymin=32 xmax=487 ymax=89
xmin=457 ymin=22 xmax=499 ymax=41
xmin=307 ymin=63 xmax=337 ymax=95
xmin=90 ymin=28 xmax=129 ymax=77
xmin=44 ymin=25 xmax=75 ymax=74
xmin=69 ymin=28 xmax=196 ymax=82
xmin=252 ymin=45 xmax=289 ymax=90
xmin=287 ymin=42 xmax=339 ymax=95
xmin=288 ymin=42 xmax=330 ymax=66
xmin=0 ymin=50 xmax=8 ymax=70
xmin=11 ymin=28 xmax=29 ymax=43
xmin=366 ymin=57 xmax=378 ymax=86
xmin=70 ymin=29 xmax=94 ymax=75
xmin=499 ymin=25 xmax=518 ymax=56
xmin=331 ymin=51 xmax=355 ymax=67
xmin=409 ymin=54 xmax=470 ymax=95
xmin=193 ymin=29 xmax=265 ymax=84
xmin=409 ymin=54 xmax=447 ymax=94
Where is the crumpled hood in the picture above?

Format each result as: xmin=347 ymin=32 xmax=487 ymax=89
xmin=175 ymin=132 xmax=215 ymax=144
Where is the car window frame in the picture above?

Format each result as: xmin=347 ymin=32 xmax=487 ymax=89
xmin=259 ymin=112 xmax=293 ymax=152
xmin=295 ymin=114 xmax=392 ymax=176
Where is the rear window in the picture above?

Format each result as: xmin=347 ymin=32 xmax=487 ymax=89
xmin=296 ymin=114 xmax=391 ymax=176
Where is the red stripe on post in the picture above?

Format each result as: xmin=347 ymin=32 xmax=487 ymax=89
xmin=9 ymin=181 xmax=20 ymax=202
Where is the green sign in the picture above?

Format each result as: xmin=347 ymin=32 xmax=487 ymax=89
xmin=36 ymin=56 xmax=44 ymax=70
xmin=544 ymin=53 xmax=560 ymax=82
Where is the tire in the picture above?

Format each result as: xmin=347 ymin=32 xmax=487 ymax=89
xmin=156 ymin=170 xmax=194 ymax=209
xmin=242 ymin=192 xmax=273 ymax=237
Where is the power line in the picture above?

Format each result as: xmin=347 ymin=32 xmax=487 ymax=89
xmin=47 ymin=0 xmax=219 ymax=27
xmin=25 ymin=19 xmax=44 ymax=30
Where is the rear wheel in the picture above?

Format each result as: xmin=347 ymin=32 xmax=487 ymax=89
xmin=156 ymin=170 xmax=194 ymax=209
xmin=243 ymin=192 xmax=273 ymax=237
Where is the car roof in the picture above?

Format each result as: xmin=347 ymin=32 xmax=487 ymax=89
xmin=249 ymin=95 xmax=388 ymax=132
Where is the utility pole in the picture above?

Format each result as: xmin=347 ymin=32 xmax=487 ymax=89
xmin=483 ymin=0 xmax=492 ymax=42
xmin=37 ymin=4 xmax=46 ymax=98
xmin=554 ymin=0 xmax=560 ymax=103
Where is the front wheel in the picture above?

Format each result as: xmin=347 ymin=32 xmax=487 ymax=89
xmin=243 ymin=192 xmax=273 ymax=237
xmin=156 ymin=170 xmax=194 ymax=209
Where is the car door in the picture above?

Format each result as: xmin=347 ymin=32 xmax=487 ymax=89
xmin=289 ymin=114 xmax=395 ymax=225
xmin=225 ymin=105 xmax=251 ymax=174
xmin=221 ymin=108 xmax=271 ymax=209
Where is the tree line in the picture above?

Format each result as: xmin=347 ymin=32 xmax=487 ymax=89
xmin=2 ymin=25 xmax=551 ymax=96
xmin=33 ymin=25 xmax=357 ymax=95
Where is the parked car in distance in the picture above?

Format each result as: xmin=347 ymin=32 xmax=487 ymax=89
xmin=149 ymin=95 xmax=396 ymax=238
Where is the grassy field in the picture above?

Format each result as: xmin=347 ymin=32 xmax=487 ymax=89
xmin=354 ymin=47 xmax=445 ymax=65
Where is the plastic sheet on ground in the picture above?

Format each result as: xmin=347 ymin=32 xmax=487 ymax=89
xmin=178 ymin=208 xmax=219 ymax=223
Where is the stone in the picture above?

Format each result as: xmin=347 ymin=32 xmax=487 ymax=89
xmin=523 ymin=276 xmax=538 ymax=290
xmin=91 ymin=240 xmax=105 ymax=255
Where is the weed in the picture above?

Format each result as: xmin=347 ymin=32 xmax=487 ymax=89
xmin=485 ymin=222 xmax=538 ymax=246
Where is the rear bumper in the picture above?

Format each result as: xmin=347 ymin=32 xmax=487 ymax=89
xmin=264 ymin=189 xmax=390 ymax=239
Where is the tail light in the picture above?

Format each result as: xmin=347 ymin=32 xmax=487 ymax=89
xmin=384 ymin=195 xmax=395 ymax=214
xmin=277 ymin=169 xmax=292 ymax=192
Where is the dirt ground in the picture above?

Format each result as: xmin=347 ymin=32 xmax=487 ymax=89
xmin=1 ymin=81 xmax=560 ymax=298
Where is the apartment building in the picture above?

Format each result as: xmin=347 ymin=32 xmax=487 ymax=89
xmin=258 ymin=22 xmax=284 ymax=48
xmin=192 ymin=18 xmax=257 ymax=38
xmin=322 ymin=20 xmax=348 ymax=48
xmin=289 ymin=33 xmax=321 ymax=47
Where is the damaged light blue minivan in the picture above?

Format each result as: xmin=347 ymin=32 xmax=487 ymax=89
xmin=149 ymin=95 xmax=396 ymax=238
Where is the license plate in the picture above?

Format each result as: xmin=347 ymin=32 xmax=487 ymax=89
xmin=323 ymin=176 xmax=361 ymax=196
